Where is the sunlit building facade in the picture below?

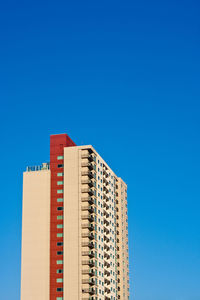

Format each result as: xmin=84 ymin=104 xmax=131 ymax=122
xmin=21 ymin=134 xmax=129 ymax=300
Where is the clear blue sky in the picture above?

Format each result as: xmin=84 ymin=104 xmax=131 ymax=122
xmin=0 ymin=0 xmax=200 ymax=299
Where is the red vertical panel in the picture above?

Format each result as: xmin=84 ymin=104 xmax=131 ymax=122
xmin=50 ymin=134 xmax=76 ymax=300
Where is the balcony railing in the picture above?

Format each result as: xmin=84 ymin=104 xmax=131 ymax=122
xmin=81 ymin=188 xmax=95 ymax=196
xmin=104 ymin=269 xmax=110 ymax=277
xmin=81 ymin=197 xmax=95 ymax=204
xmin=82 ymin=260 xmax=95 ymax=267
xmin=104 ymin=287 xmax=111 ymax=294
xmin=103 ymin=202 xmax=109 ymax=210
xmin=104 ymin=278 xmax=111 ymax=285
xmin=104 ymin=235 xmax=109 ymax=243
xmin=82 ymin=242 xmax=95 ymax=249
xmin=103 ymin=169 xmax=109 ymax=178
xmin=81 ymin=223 xmax=94 ymax=231
xmin=81 ymin=206 xmax=95 ymax=213
xmin=104 ymin=219 xmax=109 ymax=227
xmin=81 ymin=171 xmax=96 ymax=179
xmin=104 ymin=260 xmax=110 ymax=268
xmin=82 ymin=268 xmax=95 ymax=276
xmin=81 ymin=214 xmax=94 ymax=222
xmin=82 ymin=232 xmax=95 ymax=240
xmin=82 ymin=278 xmax=96 ymax=285
xmin=81 ymin=162 xmax=96 ymax=170
xmin=103 ymin=186 xmax=109 ymax=194
xmin=104 ymin=252 xmax=110 ymax=260
xmin=104 ymin=226 xmax=109 ymax=235
xmin=103 ymin=194 xmax=109 ymax=202
xmin=103 ymin=177 xmax=109 ymax=186
xmin=82 ymin=250 xmax=95 ymax=258
xmin=103 ymin=210 xmax=109 ymax=218
xmin=81 ymin=179 xmax=96 ymax=187
xmin=104 ymin=243 xmax=110 ymax=252
xmin=82 ymin=287 xmax=95 ymax=295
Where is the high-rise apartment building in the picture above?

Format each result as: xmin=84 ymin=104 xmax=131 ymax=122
xmin=21 ymin=134 xmax=129 ymax=300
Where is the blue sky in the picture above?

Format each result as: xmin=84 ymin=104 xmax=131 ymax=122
xmin=0 ymin=0 xmax=200 ymax=299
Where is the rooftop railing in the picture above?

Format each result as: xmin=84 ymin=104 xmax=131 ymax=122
xmin=26 ymin=162 xmax=50 ymax=172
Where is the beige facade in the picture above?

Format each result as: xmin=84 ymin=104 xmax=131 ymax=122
xmin=21 ymin=145 xmax=129 ymax=300
xmin=63 ymin=146 xmax=80 ymax=299
xmin=116 ymin=179 xmax=129 ymax=299
xmin=21 ymin=167 xmax=50 ymax=300
xmin=62 ymin=145 xmax=129 ymax=300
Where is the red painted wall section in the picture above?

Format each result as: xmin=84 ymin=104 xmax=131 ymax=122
xmin=50 ymin=134 xmax=76 ymax=300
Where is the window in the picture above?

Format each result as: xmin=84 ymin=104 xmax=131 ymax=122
xmin=57 ymin=207 xmax=63 ymax=211
xmin=57 ymin=181 xmax=64 ymax=185
xmin=57 ymin=287 xmax=63 ymax=292
xmin=58 ymin=164 xmax=64 ymax=168
xmin=57 ymin=269 xmax=63 ymax=274
xmin=57 ymin=198 xmax=63 ymax=203
xmin=57 ymin=233 xmax=63 ymax=238
xmin=56 ymin=260 xmax=63 ymax=265
xmin=57 ymin=215 xmax=63 ymax=220
xmin=57 ymin=278 xmax=63 ymax=283
xmin=57 ymin=156 xmax=64 ymax=160
xmin=56 ymin=297 xmax=63 ymax=300
xmin=57 ymin=189 xmax=63 ymax=194
xmin=57 ymin=172 xmax=64 ymax=177
xmin=57 ymin=224 xmax=63 ymax=229
xmin=57 ymin=242 xmax=63 ymax=246
xmin=57 ymin=251 xmax=63 ymax=255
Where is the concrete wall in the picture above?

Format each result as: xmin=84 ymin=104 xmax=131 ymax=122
xmin=64 ymin=147 xmax=80 ymax=300
xmin=21 ymin=170 xmax=50 ymax=300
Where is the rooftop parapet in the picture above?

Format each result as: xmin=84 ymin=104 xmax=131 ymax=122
xmin=26 ymin=162 xmax=50 ymax=172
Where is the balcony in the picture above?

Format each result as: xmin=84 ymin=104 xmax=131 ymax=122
xmin=103 ymin=202 xmax=109 ymax=210
xmin=104 ymin=219 xmax=109 ymax=227
xmin=81 ymin=196 xmax=95 ymax=204
xmin=104 ymin=287 xmax=111 ymax=294
xmin=81 ymin=188 xmax=95 ymax=196
xmin=104 ymin=226 xmax=109 ymax=235
xmin=104 ymin=235 xmax=109 ymax=243
xmin=82 ymin=260 xmax=95 ymax=267
xmin=81 ymin=223 xmax=94 ymax=231
xmin=82 ymin=268 xmax=95 ymax=276
xmin=104 ymin=278 xmax=111 ymax=285
xmin=103 ymin=186 xmax=109 ymax=194
xmin=81 ymin=179 xmax=96 ymax=188
xmin=104 ymin=260 xmax=110 ymax=268
xmin=104 ymin=252 xmax=110 ymax=260
xmin=103 ymin=210 xmax=109 ymax=218
xmin=82 ymin=232 xmax=95 ymax=240
xmin=81 ymin=214 xmax=94 ymax=222
xmin=103 ymin=194 xmax=109 ymax=202
xmin=81 ymin=171 xmax=96 ymax=179
xmin=89 ymin=288 xmax=95 ymax=295
xmin=82 ymin=242 xmax=95 ymax=249
xmin=82 ymin=250 xmax=95 ymax=258
xmin=81 ymin=162 xmax=96 ymax=171
xmin=103 ymin=177 xmax=109 ymax=186
xmin=82 ymin=278 xmax=96 ymax=285
xmin=81 ymin=205 xmax=95 ymax=213
xmin=103 ymin=169 xmax=109 ymax=178
xmin=104 ymin=243 xmax=110 ymax=252
xmin=104 ymin=269 xmax=110 ymax=277
xmin=82 ymin=287 xmax=95 ymax=295
xmin=81 ymin=152 xmax=90 ymax=159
